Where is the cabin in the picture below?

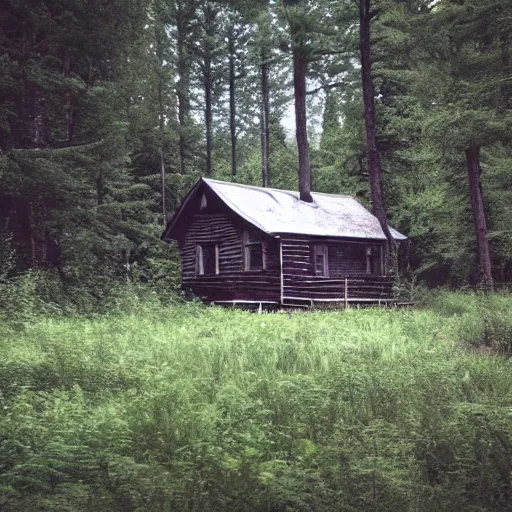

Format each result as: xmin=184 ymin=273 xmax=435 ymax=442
xmin=161 ymin=178 xmax=407 ymax=308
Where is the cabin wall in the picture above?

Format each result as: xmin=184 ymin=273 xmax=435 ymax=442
xmin=281 ymin=235 xmax=392 ymax=301
xmin=327 ymin=244 xmax=366 ymax=277
xmin=180 ymin=213 xmax=280 ymax=302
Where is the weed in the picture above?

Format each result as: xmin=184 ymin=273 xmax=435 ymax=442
xmin=1 ymin=295 xmax=512 ymax=511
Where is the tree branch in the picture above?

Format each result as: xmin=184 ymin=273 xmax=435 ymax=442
xmin=306 ymin=81 xmax=344 ymax=95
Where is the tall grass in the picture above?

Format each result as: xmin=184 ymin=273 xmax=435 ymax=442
xmin=1 ymin=296 xmax=512 ymax=511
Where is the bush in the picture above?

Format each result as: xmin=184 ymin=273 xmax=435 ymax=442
xmin=2 ymin=299 xmax=512 ymax=510
xmin=0 ymin=268 xmax=182 ymax=328
xmin=417 ymin=288 xmax=479 ymax=316
xmin=458 ymin=301 xmax=512 ymax=355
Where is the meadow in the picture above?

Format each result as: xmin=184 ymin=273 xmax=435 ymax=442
xmin=1 ymin=292 xmax=512 ymax=511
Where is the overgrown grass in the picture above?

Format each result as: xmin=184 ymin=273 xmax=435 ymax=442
xmin=1 ymin=295 xmax=512 ymax=511
xmin=420 ymin=289 xmax=512 ymax=354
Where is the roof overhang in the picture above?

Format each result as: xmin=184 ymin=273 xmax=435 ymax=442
xmin=161 ymin=177 xmax=407 ymax=243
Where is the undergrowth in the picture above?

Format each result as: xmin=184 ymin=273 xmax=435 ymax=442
xmin=1 ymin=294 xmax=512 ymax=511
xmin=420 ymin=289 xmax=512 ymax=355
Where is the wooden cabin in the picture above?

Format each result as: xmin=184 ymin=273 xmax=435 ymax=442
xmin=161 ymin=178 xmax=407 ymax=308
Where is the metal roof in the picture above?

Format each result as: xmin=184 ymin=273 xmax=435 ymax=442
xmin=200 ymin=178 xmax=406 ymax=240
xmin=162 ymin=178 xmax=407 ymax=241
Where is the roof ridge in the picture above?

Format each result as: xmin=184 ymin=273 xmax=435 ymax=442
xmin=202 ymin=177 xmax=356 ymax=199
xmin=160 ymin=177 xmax=407 ymax=241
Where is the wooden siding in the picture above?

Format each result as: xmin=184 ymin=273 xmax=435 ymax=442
xmin=174 ymin=197 xmax=393 ymax=305
xmin=327 ymin=244 xmax=366 ymax=277
xmin=180 ymin=213 xmax=280 ymax=302
xmin=326 ymin=242 xmax=383 ymax=277
xmin=281 ymin=236 xmax=392 ymax=303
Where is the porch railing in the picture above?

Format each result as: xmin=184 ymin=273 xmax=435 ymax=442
xmin=282 ymin=274 xmax=394 ymax=305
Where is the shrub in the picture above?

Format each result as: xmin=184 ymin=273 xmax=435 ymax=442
xmin=418 ymin=288 xmax=479 ymax=316
xmin=2 ymin=294 xmax=512 ymax=510
xmin=459 ymin=307 xmax=512 ymax=355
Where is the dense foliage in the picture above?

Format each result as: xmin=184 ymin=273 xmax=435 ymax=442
xmin=1 ymin=0 xmax=511 ymax=293
xmin=1 ymin=295 xmax=512 ymax=511
xmin=2 ymin=3 xmax=512 ymax=510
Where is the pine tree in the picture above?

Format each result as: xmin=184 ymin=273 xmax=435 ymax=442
xmin=359 ymin=0 xmax=395 ymax=250
xmin=283 ymin=0 xmax=313 ymax=202
xmin=193 ymin=0 xmax=224 ymax=176
xmin=0 ymin=0 xmax=153 ymax=279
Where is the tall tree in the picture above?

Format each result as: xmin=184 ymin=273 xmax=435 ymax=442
xmin=0 ymin=0 xmax=151 ymax=275
xmin=359 ymin=0 xmax=394 ymax=246
xmin=152 ymin=1 xmax=173 ymax=224
xmin=260 ymin=44 xmax=271 ymax=187
xmin=223 ymin=12 xmax=250 ymax=179
xmin=172 ymin=0 xmax=196 ymax=175
xmin=466 ymin=146 xmax=493 ymax=290
xmin=283 ymin=0 xmax=312 ymax=202
xmin=227 ymin=0 xmax=276 ymax=186
xmin=194 ymin=0 xmax=222 ymax=176
xmin=257 ymin=7 xmax=272 ymax=187
xmin=402 ymin=0 xmax=511 ymax=289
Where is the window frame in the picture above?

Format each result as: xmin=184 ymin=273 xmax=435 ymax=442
xmin=199 ymin=193 xmax=208 ymax=212
xmin=313 ymin=244 xmax=329 ymax=277
xmin=243 ymin=230 xmax=266 ymax=271
xmin=195 ymin=243 xmax=220 ymax=276
xmin=365 ymin=245 xmax=383 ymax=276
xmin=366 ymin=246 xmax=372 ymax=275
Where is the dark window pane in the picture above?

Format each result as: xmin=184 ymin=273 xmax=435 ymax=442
xmin=249 ymin=243 xmax=263 ymax=269
xmin=200 ymin=194 xmax=208 ymax=212
xmin=315 ymin=254 xmax=325 ymax=276
xmin=327 ymin=244 xmax=365 ymax=277
xmin=203 ymin=244 xmax=216 ymax=275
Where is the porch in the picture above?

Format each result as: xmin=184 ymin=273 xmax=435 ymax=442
xmin=281 ymin=275 xmax=395 ymax=307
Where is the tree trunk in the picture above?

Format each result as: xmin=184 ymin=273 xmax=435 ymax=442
xmin=466 ymin=145 xmax=493 ymax=291
xmin=13 ymin=197 xmax=35 ymax=270
xmin=292 ymin=44 xmax=312 ymax=202
xmin=160 ymin=149 xmax=166 ymax=225
xmin=359 ymin=0 xmax=394 ymax=247
xmin=157 ymin=46 xmax=167 ymax=225
xmin=176 ymin=1 xmax=190 ymax=175
xmin=228 ymin=35 xmax=237 ymax=179
xmin=260 ymin=52 xmax=270 ymax=187
xmin=202 ymin=1 xmax=217 ymax=177
xmin=204 ymin=61 xmax=213 ymax=176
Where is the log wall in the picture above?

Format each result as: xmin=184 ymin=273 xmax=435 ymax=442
xmin=177 ymin=211 xmax=392 ymax=305
xmin=180 ymin=213 xmax=280 ymax=302
xmin=281 ymin=235 xmax=392 ymax=302
xmin=328 ymin=244 xmax=365 ymax=277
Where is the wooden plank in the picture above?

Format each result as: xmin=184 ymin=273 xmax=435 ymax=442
xmin=190 ymin=281 xmax=280 ymax=288
xmin=282 ymin=273 xmax=392 ymax=281
xmin=282 ymin=292 xmax=391 ymax=300
xmin=282 ymin=254 xmax=310 ymax=260
xmin=279 ymin=239 xmax=284 ymax=305
xmin=283 ymin=296 xmax=397 ymax=303
xmin=282 ymin=279 xmax=392 ymax=287
xmin=281 ymin=249 xmax=310 ymax=255
xmin=214 ymin=300 xmax=279 ymax=304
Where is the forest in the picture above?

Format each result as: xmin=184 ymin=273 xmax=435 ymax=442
xmin=1 ymin=0 xmax=512 ymax=510
xmin=1 ymin=0 xmax=511 ymax=306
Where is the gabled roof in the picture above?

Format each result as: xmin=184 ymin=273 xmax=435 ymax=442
xmin=163 ymin=178 xmax=407 ymax=241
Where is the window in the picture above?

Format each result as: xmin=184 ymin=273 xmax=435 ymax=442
xmin=195 ymin=243 xmax=219 ymax=275
xmin=366 ymin=245 xmax=383 ymax=275
xmin=313 ymin=244 xmax=329 ymax=277
xmin=243 ymin=231 xmax=265 ymax=270
xmin=199 ymin=193 xmax=208 ymax=212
